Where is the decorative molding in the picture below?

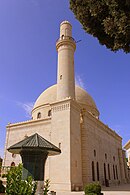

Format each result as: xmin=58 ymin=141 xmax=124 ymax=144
xmin=56 ymin=37 xmax=76 ymax=51
xmin=52 ymin=103 xmax=70 ymax=112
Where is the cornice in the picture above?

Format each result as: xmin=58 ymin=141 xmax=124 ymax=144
xmin=50 ymin=97 xmax=72 ymax=105
xmin=124 ymin=140 xmax=130 ymax=150
xmin=6 ymin=117 xmax=51 ymax=129
xmin=56 ymin=38 xmax=76 ymax=51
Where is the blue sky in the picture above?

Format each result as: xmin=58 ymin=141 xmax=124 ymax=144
xmin=0 ymin=0 xmax=130 ymax=158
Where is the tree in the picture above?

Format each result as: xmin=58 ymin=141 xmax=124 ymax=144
xmin=6 ymin=164 xmax=37 ymax=195
xmin=70 ymin=0 xmax=130 ymax=53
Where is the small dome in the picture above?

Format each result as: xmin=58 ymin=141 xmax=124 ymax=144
xmin=33 ymin=85 xmax=99 ymax=117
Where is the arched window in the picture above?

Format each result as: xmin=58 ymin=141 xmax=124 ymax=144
xmin=61 ymin=35 xmax=64 ymax=39
xmin=97 ymin=162 xmax=99 ymax=181
xmin=115 ymin=165 xmax=118 ymax=179
xmin=108 ymin=164 xmax=111 ymax=180
xmin=104 ymin=163 xmax=107 ymax=181
xmin=12 ymin=153 xmax=16 ymax=158
xmin=113 ymin=165 xmax=116 ymax=180
xmin=48 ymin=110 xmax=51 ymax=117
xmin=105 ymin=153 xmax=107 ymax=160
xmin=11 ymin=162 xmax=15 ymax=166
xmin=94 ymin=150 xmax=96 ymax=157
xmin=37 ymin=112 xmax=41 ymax=119
xmin=92 ymin=161 xmax=95 ymax=181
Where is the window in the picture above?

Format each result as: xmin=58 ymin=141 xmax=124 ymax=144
xmin=48 ymin=110 xmax=51 ymax=117
xmin=92 ymin=161 xmax=95 ymax=181
xmin=113 ymin=165 xmax=116 ymax=180
xmin=12 ymin=153 xmax=16 ymax=158
xmin=115 ymin=165 xmax=118 ymax=179
xmin=94 ymin=150 xmax=96 ymax=157
xmin=104 ymin=163 xmax=107 ymax=181
xmin=105 ymin=153 xmax=107 ymax=160
xmin=113 ymin=156 xmax=115 ymax=161
xmin=37 ymin=112 xmax=41 ymax=119
xmin=108 ymin=164 xmax=111 ymax=180
xmin=97 ymin=162 xmax=99 ymax=181
xmin=11 ymin=162 xmax=15 ymax=166
xmin=61 ymin=35 xmax=64 ymax=39
xmin=60 ymin=75 xmax=62 ymax=80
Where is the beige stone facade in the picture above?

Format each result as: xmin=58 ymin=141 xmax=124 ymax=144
xmin=3 ymin=21 xmax=129 ymax=192
xmin=124 ymin=140 xmax=130 ymax=168
xmin=124 ymin=140 xmax=130 ymax=180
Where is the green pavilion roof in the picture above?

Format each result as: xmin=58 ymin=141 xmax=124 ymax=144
xmin=7 ymin=133 xmax=61 ymax=155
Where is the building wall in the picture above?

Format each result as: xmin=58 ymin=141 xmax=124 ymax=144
xmin=3 ymin=118 xmax=51 ymax=168
xmin=70 ymin=101 xmax=83 ymax=190
xmin=127 ymin=148 xmax=130 ymax=168
xmin=81 ymin=110 xmax=124 ymax=186
xmin=3 ymin=100 xmax=128 ymax=192
xmin=49 ymin=99 xmax=71 ymax=191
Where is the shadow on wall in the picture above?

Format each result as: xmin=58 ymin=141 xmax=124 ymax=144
xmin=102 ymin=183 xmax=130 ymax=192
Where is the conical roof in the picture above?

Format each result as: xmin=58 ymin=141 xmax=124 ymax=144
xmin=8 ymin=133 xmax=61 ymax=156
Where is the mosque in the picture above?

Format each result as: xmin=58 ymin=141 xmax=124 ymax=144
xmin=3 ymin=21 xmax=129 ymax=192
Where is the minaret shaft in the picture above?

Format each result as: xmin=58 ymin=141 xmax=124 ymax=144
xmin=56 ymin=21 xmax=76 ymax=100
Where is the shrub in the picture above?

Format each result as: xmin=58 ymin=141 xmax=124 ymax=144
xmin=2 ymin=173 xmax=7 ymax=178
xmin=84 ymin=182 xmax=102 ymax=195
xmin=0 ymin=180 xmax=5 ymax=193
xmin=5 ymin=164 xmax=37 ymax=195
xmin=43 ymin=179 xmax=50 ymax=195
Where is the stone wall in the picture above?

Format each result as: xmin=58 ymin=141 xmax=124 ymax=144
xmin=81 ymin=110 xmax=123 ymax=186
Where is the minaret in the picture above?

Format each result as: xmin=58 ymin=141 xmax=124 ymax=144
xmin=56 ymin=21 xmax=76 ymax=100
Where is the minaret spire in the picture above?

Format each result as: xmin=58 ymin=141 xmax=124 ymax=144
xmin=56 ymin=21 xmax=76 ymax=100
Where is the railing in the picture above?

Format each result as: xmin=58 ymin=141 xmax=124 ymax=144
xmin=56 ymin=35 xmax=76 ymax=43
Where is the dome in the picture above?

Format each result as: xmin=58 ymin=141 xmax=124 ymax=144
xmin=33 ymin=85 xmax=99 ymax=117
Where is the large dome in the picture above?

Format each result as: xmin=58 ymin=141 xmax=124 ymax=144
xmin=33 ymin=85 xmax=99 ymax=118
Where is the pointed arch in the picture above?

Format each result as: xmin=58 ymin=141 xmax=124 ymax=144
xmin=97 ymin=162 xmax=99 ymax=181
xmin=108 ymin=164 xmax=111 ymax=180
xmin=92 ymin=161 xmax=95 ymax=181
xmin=113 ymin=165 xmax=116 ymax=180
xmin=37 ymin=112 xmax=41 ymax=119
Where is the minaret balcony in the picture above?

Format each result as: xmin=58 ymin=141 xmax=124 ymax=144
xmin=56 ymin=35 xmax=76 ymax=43
xmin=56 ymin=35 xmax=76 ymax=50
